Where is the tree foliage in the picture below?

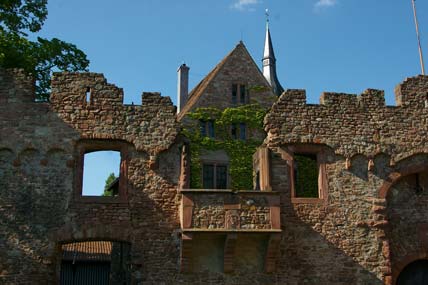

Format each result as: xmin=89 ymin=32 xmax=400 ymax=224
xmin=103 ymin=173 xmax=117 ymax=197
xmin=0 ymin=0 xmax=89 ymax=100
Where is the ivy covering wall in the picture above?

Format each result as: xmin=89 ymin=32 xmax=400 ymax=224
xmin=181 ymin=104 xmax=266 ymax=190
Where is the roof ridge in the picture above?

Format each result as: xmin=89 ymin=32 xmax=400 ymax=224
xmin=177 ymin=42 xmax=247 ymax=120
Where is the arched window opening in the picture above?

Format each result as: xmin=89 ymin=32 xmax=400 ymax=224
xmin=397 ymin=259 xmax=428 ymax=285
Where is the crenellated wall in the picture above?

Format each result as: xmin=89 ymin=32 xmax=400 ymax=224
xmin=265 ymin=75 xmax=428 ymax=162
xmin=0 ymin=68 xmax=182 ymax=284
xmin=3 ymin=65 xmax=428 ymax=284
xmin=263 ymin=75 xmax=428 ymax=284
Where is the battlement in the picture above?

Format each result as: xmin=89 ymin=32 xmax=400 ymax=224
xmin=277 ymin=75 xmax=428 ymax=110
xmin=51 ymin=72 xmax=175 ymax=108
xmin=0 ymin=68 xmax=179 ymax=154
xmin=265 ymin=75 xmax=428 ymax=162
xmin=0 ymin=68 xmax=35 ymax=103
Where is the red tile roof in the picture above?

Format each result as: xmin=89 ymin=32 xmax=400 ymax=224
xmin=62 ymin=241 xmax=112 ymax=262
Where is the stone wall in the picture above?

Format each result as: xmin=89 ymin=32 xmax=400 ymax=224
xmin=3 ymin=65 xmax=428 ymax=284
xmin=0 ymin=68 xmax=181 ymax=284
xmin=263 ymin=75 xmax=428 ymax=284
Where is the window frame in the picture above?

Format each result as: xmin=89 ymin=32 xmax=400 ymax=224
xmin=201 ymin=161 xmax=229 ymax=190
xmin=231 ymin=83 xmax=248 ymax=105
xmin=230 ymin=123 xmax=247 ymax=140
xmin=287 ymin=145 xmax=328 ymax=204
xmin=75 ymin=140 xmax=129 ymax=203
xmin=199 ymin=120 xmax=215 ymax=138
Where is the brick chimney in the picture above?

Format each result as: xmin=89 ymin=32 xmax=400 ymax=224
xmin=177 ymin=63 xmax=190 ymax=113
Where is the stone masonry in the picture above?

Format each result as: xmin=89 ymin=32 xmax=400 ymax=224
xmin=2 ymin=63 xmax=428 ymax=285
xmin=262 ymin=76 xmax=428 ymax=284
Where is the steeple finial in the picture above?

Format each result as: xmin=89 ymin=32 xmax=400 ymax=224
xmin=262 ymin=9 xmax=284 ymax=96
xmin=265 ymin=8 xmax=269 ymax=26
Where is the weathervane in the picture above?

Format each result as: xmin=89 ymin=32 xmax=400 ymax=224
xmin=265 ymin=8 xmax=270 ymax=23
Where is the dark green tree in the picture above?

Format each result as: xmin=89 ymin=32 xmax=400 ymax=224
xmin=103 ymin=173 xmax=117 ymax=197
xmin=0 ymin=0 xmax=89 ymax=100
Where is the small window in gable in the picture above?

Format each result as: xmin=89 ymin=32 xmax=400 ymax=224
xmin=232 ymin=84 xmax=238 ymax=104
xmin=240 ymin=85 xmax=246 ymax=104
xmin=203 ymin=163 xmax=228 ymax=189
xmin=231 ymin=83 xmax=247 ymax=105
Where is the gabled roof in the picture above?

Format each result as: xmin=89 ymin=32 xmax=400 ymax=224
xmin=177 ymin=41 xmax=271 ymax=121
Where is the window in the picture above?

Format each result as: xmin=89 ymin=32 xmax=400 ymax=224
xmin=85 ymin=87 xmax=91 ymax=104
xmin=82 ymin=151 xmax=120 ymax=196
xmin=287 ymin=145 xmax=327 ymax=203
xmin=231 ymin=83 xmax=247 ymax=104
xmin=239 ymin=123 xmax=246 ymax=140
xmin=232 ymin=84 xmax=238 ymax=104
xmin=200 ymin=120 xmax=215 ymax=138
xmin=293 ymin=154 xmax=318 ymax=198
xmin=76 ymin=140 xmax=128 ymax=202
xmin=231 ymin=124 xmax=237 ymax=139
xmin=203 ymin=163 xmax=228 ymax=189
xmin=230 ymin=123 xmax=246 ymax=140
xmin=240 ymin=85 xmax=246 ymax=104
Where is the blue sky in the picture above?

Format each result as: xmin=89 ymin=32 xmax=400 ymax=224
xmin=35 ymin=0 xmax=428 ymax=194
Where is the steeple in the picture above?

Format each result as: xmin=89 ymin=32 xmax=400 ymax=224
xmin=262 ymin=10 xmax=284 ymax=96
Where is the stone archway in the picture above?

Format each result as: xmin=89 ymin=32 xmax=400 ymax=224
xmin=396 ymin=259 xmax=428 ymax=285
xmin=378 ymin=159 xmax=428 ymax=285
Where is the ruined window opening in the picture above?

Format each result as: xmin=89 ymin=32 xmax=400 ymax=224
xmin=85 ymin=87 xmax=91 ymax=104
xmin=200 ymin=120 xmax=215 ymax=138
xmin=203 ymin=163 xmax=228 ymax=189
xmin=293 ymin=153 xmax=319 ymax=198
xmin=77 ymin=141 xmax=128 ymax=201
xmin=82 ymin=150 xmax=120 ymax=196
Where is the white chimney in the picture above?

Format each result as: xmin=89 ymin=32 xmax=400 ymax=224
xmin=177 ymin=63 xmax=190 ymax=113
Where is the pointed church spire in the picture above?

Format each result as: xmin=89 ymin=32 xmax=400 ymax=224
xmin=262 ymin=9 xmax=284 ymax=96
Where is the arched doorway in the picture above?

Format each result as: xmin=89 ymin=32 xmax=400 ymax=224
xmin=59 ymin=240 xmax=131 ymax=285
xmin=396 ymin=260 xmax=428 ymax=285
